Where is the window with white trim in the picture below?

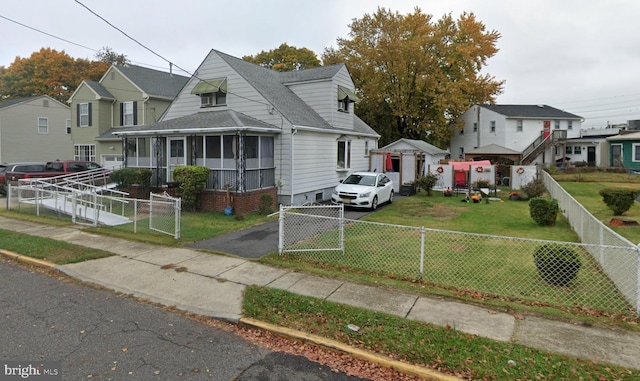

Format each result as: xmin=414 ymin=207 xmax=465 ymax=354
xmin=473 ymin=122 xmax=477 ymax=132
xmin=364 ymin=140 xmax=369 ymax=156
xmin=568 ymin=120 xmax=573 ymax=130
xmin=79 ymin=103 xmax=89 ymax=126
xmin=37 ymin=117 xmax=48 ymax=134
xmin=122 ymin=101 xmax=135 ymax=126
xmin=634 ymin=144 xmax=640 ymax=162
xmin=66 ymin=119 xmax=71 ymax=134
xmin=490 ymin=120 xmax=496 ymax=132
xmin=574 ymin=146 xmax=582 ymax=154
xmin=74 ymin=144 xmax=95 ymax=161
xmin=554 ymin=120 xmax=560 ymax=129
xmin=337 ymin=136 xmax=351 ymax=170
xmin=565 ymin=146 xmax=572 ymax=155
xmin=516 ymin=120 xmax=523 ymax=132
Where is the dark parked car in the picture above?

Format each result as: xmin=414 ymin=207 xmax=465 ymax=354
xmin=1 ymin=162 xmax=47 ymax=194
xmin=0 ymin=164 xmax=7 ymax=195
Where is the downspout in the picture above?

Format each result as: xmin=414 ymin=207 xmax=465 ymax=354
xmin=290 ymin=127 xmax=297 ymax=205
xmin=476 ymin=105 xmax=481 ymax=151
xmin=142 ymin=94 xmax=149 ymax=125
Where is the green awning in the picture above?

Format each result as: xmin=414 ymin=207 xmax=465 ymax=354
xmin=337 ymin=86 xmax=360 ymax=102
xmin=191 ymin=78 xmax=227 ymax=94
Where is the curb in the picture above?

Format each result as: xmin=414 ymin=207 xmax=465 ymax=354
xmin=239 ymin=317 xmax=462 ymax=381
xmin=0 ymin=249 xmax=57 ymax=269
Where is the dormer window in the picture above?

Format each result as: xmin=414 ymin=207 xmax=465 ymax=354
xmin=337 ymin=86 xmax=359 ymax=113
xmin=192 ymin=78 xmax=227 ymax=107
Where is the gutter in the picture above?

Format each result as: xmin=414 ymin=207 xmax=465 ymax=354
xmin=290 ymin=127 xmax=297 ymax=205
xmin=113 ymin=126 xmax=282 ymax=136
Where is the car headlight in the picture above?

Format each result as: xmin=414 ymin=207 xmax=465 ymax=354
xmin=360 ymin=192 xmax=371 ymax=198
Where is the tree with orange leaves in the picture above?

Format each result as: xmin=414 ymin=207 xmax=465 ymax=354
xmin=0 ymin=48 xmax=109 ymax=103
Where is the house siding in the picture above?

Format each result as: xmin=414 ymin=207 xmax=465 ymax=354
xmin=0 ymin=96 xmax=72 ymax=162
xmin=452 ymin=105 xmax=583 ymax=164
xmin=163 ymin=51 xmax=282 ymax=127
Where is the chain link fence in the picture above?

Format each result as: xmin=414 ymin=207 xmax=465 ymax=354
xmin=541 ymin=171 xmax=639 ymax=311
xmin=278 ymin=206 xmax=639 ymax=318
xmin=149 ymin=192 xmax=181 ymax=239
xmin=6 ymin=183 xmax=181 ymax=239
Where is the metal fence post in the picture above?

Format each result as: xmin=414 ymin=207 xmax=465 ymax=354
xmin=340 ymin=204 xmax=345 ymax=255
xmin=420 ymin=227 xmax=425 ymax=279
xmin=278 ymin=204 xmax=284 ymax=256
xmin=637 ymin=244 xmax=640 ymax=314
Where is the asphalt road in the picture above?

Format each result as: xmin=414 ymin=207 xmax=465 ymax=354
xmin=0 ymin=260 xmax=367 ymax=381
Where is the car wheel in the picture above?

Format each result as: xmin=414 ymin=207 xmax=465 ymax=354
xmin=388 ymin=190 xmax=394 ymax=204
xmin=370 ymin=196 xmax=378 ymax=211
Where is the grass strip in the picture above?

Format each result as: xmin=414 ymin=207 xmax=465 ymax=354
xmin=0 ymin=228 xmax=113 ymax=264
xmin=243 ymin=285 xmax=639 ymax=380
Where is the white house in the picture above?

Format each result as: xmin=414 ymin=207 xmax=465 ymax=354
xmin=451 ymin=104 xmax=583 ymax=166
xmin=112 ymin=49 xmax=379 ymax=213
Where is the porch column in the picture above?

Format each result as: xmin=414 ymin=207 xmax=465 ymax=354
xmin=237 ymin=132 xmax=245 ymax=192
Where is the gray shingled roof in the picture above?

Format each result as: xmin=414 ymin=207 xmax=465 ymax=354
xmin=381 ymin=138 xmax=448 ymax=154
xmin=84 ymin=80 xmax=114 ymax=99
xmin=480 ymin=104 xmax=583 ymax=119
xmin=467 ymin=143 xmax=521 ymax=155
xmin=115 ymin=65 xmax=189 ymax=99
xmin=0 ymin=97 xmax=32 ymax=109
xmin=112 ymin=109 xmax=279 ymax=136
xmin=215 ymin=50 xmax=336 ymax=130
xmin=278 ymin=64 xmax=344 ymax=83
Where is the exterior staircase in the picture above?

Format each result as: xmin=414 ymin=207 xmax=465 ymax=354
xmin=520 ymin=130 xmax=567 ymax=165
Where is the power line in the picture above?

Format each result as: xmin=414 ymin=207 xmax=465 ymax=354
xmin=73 ymin=0 xmax=273 ymax=108
xmin=0 ymin=14 xmax=98 ymax=52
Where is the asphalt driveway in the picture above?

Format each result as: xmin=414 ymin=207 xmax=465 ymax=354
xmin=186 ymin=206 xmax=377 ymax=259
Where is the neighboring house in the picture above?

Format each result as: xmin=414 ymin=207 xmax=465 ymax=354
xmin=67 ymin=65 xmax=189 ymax=168
xmin=606 ymin=131 xmax=640 ymax=170
xmin=112 ymin=49 xmax=379 ymax=213
xmin=451 ymin=104 xmax=583 ymax=166
xmin=0 ymin=95 xmax=71 ymax=163
xmin=369 ymin=138 xmax=449 ymax=189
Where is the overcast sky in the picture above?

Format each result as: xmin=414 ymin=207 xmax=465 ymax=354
xmin=2 ymin=0 xmax=639 ymax=128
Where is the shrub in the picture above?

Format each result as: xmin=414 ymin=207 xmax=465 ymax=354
xmin=473 ymin=179 xmax=490 ymax=189
xmin=599 ymin=188 xmax=639 ymax=216
xmin=533 ymin=243 xmax=581 ymax=286
xmin=529 ymin=197 xmax=559 ymax=226
xmin=109 ymin=168 xmax=152 ymax=189
xmin=172 ymin=166 xmax=210 ymax=211
xmin=258 ymin=193 xmax=274 ymax=215
xmin=414 ymin=174 xmax=438 ymax=196
xmin=521 ymin=178 xmax=546 ymax=198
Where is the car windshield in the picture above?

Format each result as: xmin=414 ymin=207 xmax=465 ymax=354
xmin=343 ymin=174 xmax=376 ymax=186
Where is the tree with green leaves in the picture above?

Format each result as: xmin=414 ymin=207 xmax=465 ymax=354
xmin=243 ymin=43 xmax=321 ymax=71
xmin=323 ymin=7 xmax=504 ymax=147
xmin=0 ymin=48 xmax=109 ymax=103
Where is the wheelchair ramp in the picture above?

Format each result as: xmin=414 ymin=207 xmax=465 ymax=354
xmin=37 ymin=196 xmax=131 ymax=226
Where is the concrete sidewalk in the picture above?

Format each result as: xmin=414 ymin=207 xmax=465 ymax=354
xmin=1 ymin=216 xmax=639 ymax=372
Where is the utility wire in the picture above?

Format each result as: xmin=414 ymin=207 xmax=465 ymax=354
xmin=73 ymin=0 xmax=274 ymax=109
xmin=0 ymin=14 xmax=97 ymax=52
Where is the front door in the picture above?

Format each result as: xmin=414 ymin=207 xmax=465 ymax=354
xmin=168 ymin=137 xmax=186 ymax=181
xmin=611 ymin=144 xmax=622 ymax=167
xmin=587 ymin=146 xmax=596 ymax=167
